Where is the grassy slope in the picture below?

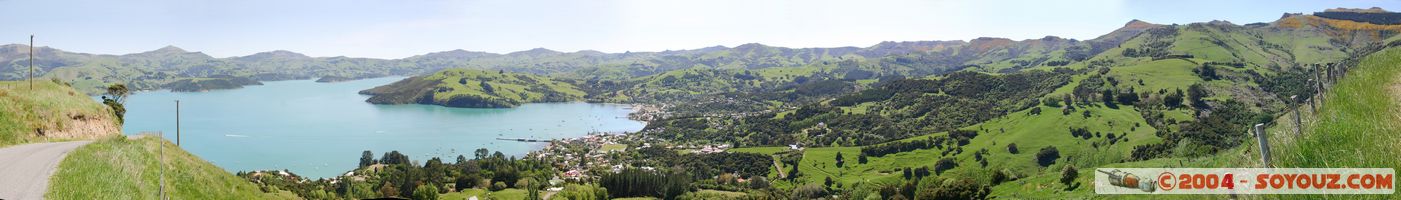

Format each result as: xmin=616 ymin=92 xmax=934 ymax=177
xmin=47 ymin=136 xmax=299 ymax=199
xmin=1275 ymin=46 xmax=1401 ymax=197
xmin=362 ymin=68 xmax=585 ymax=108
xmin=423 ymin=68 xmax=584 ymax=102
xmin=0 ymin=80 xmax=117 ymax=147
xmin=728 ymin=21 xmax=1357 ymax=197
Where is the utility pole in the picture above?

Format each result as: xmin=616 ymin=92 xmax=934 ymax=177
xmin=176 ymin=100 xmax=181 ymax=146
xmin=29 ymin=35 xmax=34 ymax=91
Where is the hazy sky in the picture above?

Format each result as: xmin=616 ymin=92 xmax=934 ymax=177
xmin=2 ymin=0 xmax=1396 ymax=58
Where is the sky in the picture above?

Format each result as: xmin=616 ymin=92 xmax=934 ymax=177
xmin=2 ymin=0 xmax=1397 ymax=59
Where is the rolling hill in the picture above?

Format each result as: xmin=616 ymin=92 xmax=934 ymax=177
xmin=704 ymin=9 xmax=1401 ymax=199
xmin=360 ymin=69 xmax=585 ymax=108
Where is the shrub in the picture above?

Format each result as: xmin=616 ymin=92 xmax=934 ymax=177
xmin=990 ymin=170 xmax=1011 ymax=185
xmin=412 ymin=184 xmax=439 ymax=200
xmin=934 ymin=158 xmax=958 ymax=175
xmin=1036 ymin=147 xmax=1061 ymax=167
xmin=748 ymin=176 xmax=770 ymax=189
xmin=490 ymin=182 xmax=507 ymax=191
xmin=1061 ymin=165 xmax=1079 ymax=186
xmin=792 ymin=183 xmax=827 ymax=199
xmin=556 ymin=184 xmax=609 ymax=200
xmin=515 ymin=179 xmax=532 ymax=189
xmin=455 ymin=174 xmax=480 ymax=191
xmin=1006 ymin=143 xmax=1019 ymax=154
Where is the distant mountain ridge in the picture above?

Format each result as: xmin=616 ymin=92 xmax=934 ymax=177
xmin=5 ymin=9 xmax=1398 ymax=96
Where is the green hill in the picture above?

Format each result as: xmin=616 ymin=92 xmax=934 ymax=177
xmin=706 ymin=10 xmax=1401 ymax=199
xmin=360 ymin=68 xmax=585 ymax=108
xmin=0 ymin=80 xmax=119 ymax=147
xmin=47 ymin=135 xmax=299 ymax=199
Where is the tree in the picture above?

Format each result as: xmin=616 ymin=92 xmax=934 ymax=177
xmin=1187 ymin=84 xmax=1208 ymax=109
xmin=792 ymin=183 xmax=827 ymax=199
xmin=1036 ymin=147 xmax=1061 ymax=167
xmin=360 ymin=150 xmax=375 ymax=167
xmin=991 ymin=170 xmax=1011 ymax=184
xmin=1196 ymin=64 xmax=1218 ymax=80
xmin=526 ymin=177 xmax=541 ymax=200
xmin=1164 ymin=89 xmax=1184 ymax=108
xmin=474 ymin=148 xmax=489 ymax=160
xmin=1006 ymin=143 xmax=1019 ymax=154
xmin=1061 ymin=165 xmax=1079 ymax=186
xmin=1101 ymin=89 xmax=1117 ymax=108
xmin=412 ymin=184 xmax=439 ymax=200
xmin=379 ymin=181 xmax=400 ymax=197
xmin=1042 ymin=97 xmax=1061 ymax=107
xmin=600 ymin=169 xmax=690 ymax=199
xmin=749 ymin=176 xmax=770 ymax=189
xmin=824 ymin=176 xmax=835 ymax=188
xmin=1117 ymin=88 xmax=1140 ymax=105
xmin=456 ymin=174 xmax=480 ymax=191
xmin=934 ymin=158 xmax=958 ymax=175
xmin=858 ymin=153 xmax=869 ymax=164
xmin=480 ymin=80 xmax=495 ymax=94
xmin=105 ymin=83 xmax=129 ymax=103
xmin=834 ymin=152 xmax=845 ymax=168
xmin=102 ymin=84 xmax=129 ymax=123
xmin=490 ymin=182 xmax=508 ymax=191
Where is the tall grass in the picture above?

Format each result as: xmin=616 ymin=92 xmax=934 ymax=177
xmin=1274 ymin=47 xmax=1401 ymax=199
xmin=1277 ymin=47 xmax=1401 ymax=169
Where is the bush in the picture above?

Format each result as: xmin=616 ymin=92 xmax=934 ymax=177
xmin=792 ymin=183 xmax=827 ymax=199
xmin=1036 ymin=147 xmax=1061 ymax=167
xmin=990 ymin=170 xmax=1011 ymax=185
xmin=933 ymin=158 xmax=958 ymax=175
xmin=748 ymin=176 xmax=770 ymax=189
xmin=490 ymin=182 xmax=507 ymax=191
xmin=455 ymin=175 xmax=480 ymax=191
xmin=1164 ymin=89 xmax=1184 ymax=108
xmin=1061 ymin=165 xmax=1079 ymax=186
xmin=412 ymin=184 xmax=439 ymax=200
xmin=1042 ymin=97 xmax=1061 ymax=107
xmin=1006 ymin=143 xmax=1019 ymax=154
xmin=515 ymin=179 xmax=532 ymax=189
xmin=555 ymin=184 xmax=609 ymax=200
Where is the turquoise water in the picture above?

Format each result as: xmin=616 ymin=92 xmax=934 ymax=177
xmin=119 ymin=77 xmax=645 ymax=178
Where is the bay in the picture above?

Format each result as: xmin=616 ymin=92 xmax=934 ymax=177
xmin=119 ymin=76 xmax=645 ymax=178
